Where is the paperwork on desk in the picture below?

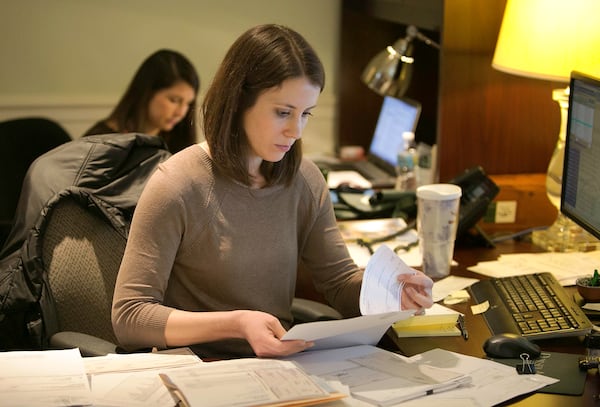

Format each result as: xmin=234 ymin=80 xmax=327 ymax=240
xmin=468 ymin=250 xmax=600 ymax=286
xmin=0 ymin=347 xmax=203 ymax=407
xmin=85 ymin=351 xmax=203 ymax=407
xmin=2 ymin=340 xmax=560 ymax=407
xmin=391 ymin=303 xmax=463 ymax=338
xmin=283 ymin=310 xmax=413 ymax=350
xmin=0 ymin=347 xmax=343 ymax=407
xmin=287 ymin=345 xmax=470 ymax=406
xmin=287 ymin=345 xmax=558 ymax=407
xmin=158 ymin=358 xmax=345 ymax=407
xmin=284 ymin=245 xmax=416 ymax=349
xmin=0 ymin=348 xmax=92 ymax=407
xmin=284 ymin=245 xmax=474 ymax=349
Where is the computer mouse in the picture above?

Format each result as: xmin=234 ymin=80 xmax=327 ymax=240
xmin=483 ymin=333 xmax=541 ymax=359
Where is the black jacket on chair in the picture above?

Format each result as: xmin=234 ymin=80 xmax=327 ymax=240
xmin=0 ymin=133 xmax=172 ymax=350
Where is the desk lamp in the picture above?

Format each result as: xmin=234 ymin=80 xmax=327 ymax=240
xmin=361 ymin=25 xmax=440 ymax=98
xmin=492 ymin=0 xmax=600 ymax=252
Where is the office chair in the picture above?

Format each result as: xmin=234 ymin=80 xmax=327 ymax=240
xmin=291 ymin=297 xmax=342 ymax=324
xmin=38 ymin=191 xmax=340 ymax=356
xmin=40 ymin=192 xmax=124 ymax=356
xmin=0 ymin=117 xmax=71 ymax=248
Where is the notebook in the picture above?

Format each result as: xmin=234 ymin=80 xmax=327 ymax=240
xmin=320 ymin=96 xmax=421 ymax=188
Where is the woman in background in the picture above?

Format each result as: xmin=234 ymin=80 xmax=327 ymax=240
xmin=111 ymin=24 xmax=433 ymax=359
xmin=84 ymin=49 xmax=199 ymax=154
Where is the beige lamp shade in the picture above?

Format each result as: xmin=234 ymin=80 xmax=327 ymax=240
xmin=492 ymin=0 xmax=600 ymax=82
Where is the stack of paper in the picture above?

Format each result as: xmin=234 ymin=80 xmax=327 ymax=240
xmin=392 ymin=303 xmax=462 ymax=338
xmin=469 ymin=251 xmax=600 ymax=286
xmin=158 ymin=358 xmax=345 ymax=407
xmin=286 ymin=345 xmax=559 ymax=407
xmin=0 ymin=348 xmax=92 ymax=407
xmin=286 ymin=345 xmax=472 ymax=406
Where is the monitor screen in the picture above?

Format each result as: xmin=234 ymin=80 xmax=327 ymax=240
xmin=561 ymin=71 xmax=600 ymax=239
xmin=368 ymin=96 xmax=421 ymax=168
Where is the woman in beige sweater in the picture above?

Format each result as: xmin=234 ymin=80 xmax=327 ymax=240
xmin=112 ymin=24 xmax=433 ymax=359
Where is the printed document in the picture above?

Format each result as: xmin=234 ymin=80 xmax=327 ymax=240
xmin=287 ymin=345 xmax=559 ymax=407
xmin=286 ymin=345 xmax=470 ymax=406
xmin=0 ymin=348 xmax=92 ymax=407
xmin=282 ymin=310 xmax=413 ymax=350
xmin=468 ymin=250 xmax=600 ymax=285
xmin=84 ymin=352 xmax=203 ymax=407
xmin=359 ymin=244 xmax=416 ymax=315
xmin=158 ymin=357 xmax=345 ymax=407
xmin=283 ymin=245 xmax=415 ymax=349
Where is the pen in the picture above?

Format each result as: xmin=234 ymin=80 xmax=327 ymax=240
xmin=458 ymin=314 xmax=469 ymax=340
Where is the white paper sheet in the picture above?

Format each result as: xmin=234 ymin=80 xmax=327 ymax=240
xmin=432 ymin=275 xmax=480 ymax=303
xmin=359 ymin=244 xmax=415 ymax=315
xmin=282 ymin=310 xmax=413 ymax=350
xmin=287 ymin=345 xmax=558 ymax=407
xmin=286 ymin=345 xmax=471 ymax=406
xmin=158 ymin=358 xmax=336 ymax=407
xmin=468 ymin=250 xmax=600 ymax=286
xmin=83 ymin=352 xmax=202 ymax=375
xmin=84 ymin=351 xmax=203 ymax=407
xmin=396 ymin=348 xmax=559 ymax=406
xmin=91 ymin=370 xmax=178 ymax=407
xmin=0 ymin=348 xmax=92 ymax=407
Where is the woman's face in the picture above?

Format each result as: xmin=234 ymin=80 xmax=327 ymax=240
xmin=243 ymin=76 xmax=320 ymax=171
xmin=145 ymin=81 xmax=196 ymax=135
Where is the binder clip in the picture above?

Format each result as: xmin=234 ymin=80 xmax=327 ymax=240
xmin=516 ymin=353 xmax=536 ymax=374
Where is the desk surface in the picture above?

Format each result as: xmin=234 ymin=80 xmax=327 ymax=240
xmin=381 ymin=239 xmax=599 ymax=406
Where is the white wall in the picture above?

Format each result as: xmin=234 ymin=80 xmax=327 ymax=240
xmin=0 ymin=0 xmax=340 ymax=154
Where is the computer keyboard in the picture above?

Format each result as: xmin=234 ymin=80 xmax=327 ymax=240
xmin=468 ymin=272 xmax=593 ymax=340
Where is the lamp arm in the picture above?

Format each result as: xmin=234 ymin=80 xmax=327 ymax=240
xmin=406 ymin=25 xmax=441 ymax=50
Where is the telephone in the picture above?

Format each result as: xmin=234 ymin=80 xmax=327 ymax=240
xmin=333 ymin=166 xmax=499 ymax=246
xmin=448 ymin=166 xmax=499 ymax=240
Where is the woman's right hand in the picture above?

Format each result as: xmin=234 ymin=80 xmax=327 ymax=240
xmin=240 ymin=310 xmax=313 ymax=357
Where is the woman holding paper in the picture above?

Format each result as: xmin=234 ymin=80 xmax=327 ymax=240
xmin=111 ymin=24 xmax=433 ymax=359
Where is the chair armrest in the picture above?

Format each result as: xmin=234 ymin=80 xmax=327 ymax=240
xmin=291 ymin=298 xmax=343 ymax=324
xmin=50 ymin=331 xmax=118 ymax=357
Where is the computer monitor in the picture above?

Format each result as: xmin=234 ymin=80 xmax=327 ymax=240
xmin=560 ymin=71 xmax=600 ymax=239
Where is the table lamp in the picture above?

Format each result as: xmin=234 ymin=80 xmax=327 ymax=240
xmin=361 ymin=25 xmax=440 ymax=98
xmin=492 ymin=0 xmax=600 ymax=252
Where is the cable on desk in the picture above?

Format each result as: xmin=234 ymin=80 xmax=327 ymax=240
xmin=490 ymin=225 xmax=549 ymax=244
xmin=356 ymin=220 xmax=417 ymax=255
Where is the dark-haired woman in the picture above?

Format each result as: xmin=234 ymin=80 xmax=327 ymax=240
xmin=84 ymin=49 xmax=199 ymax=154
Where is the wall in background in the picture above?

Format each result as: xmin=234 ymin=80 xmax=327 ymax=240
xmin=0 ymin=0 xmax=340 ymax=154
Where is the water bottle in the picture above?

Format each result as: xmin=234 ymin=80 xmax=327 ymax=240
xmin=395 ymin=131 xmax=417 ymax=191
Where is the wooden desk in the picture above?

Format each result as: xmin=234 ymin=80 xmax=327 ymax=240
xmin=380 ymin=239 xmax=600 ymax=406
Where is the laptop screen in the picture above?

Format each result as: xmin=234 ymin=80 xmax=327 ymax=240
xmin=368 ymin=96 xmax=422 ymax=169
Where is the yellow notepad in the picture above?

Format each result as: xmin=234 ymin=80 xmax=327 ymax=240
xmin=392 ymin=303 xmax=462 ymax=338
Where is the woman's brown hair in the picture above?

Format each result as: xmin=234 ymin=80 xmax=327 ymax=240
xmin=202 ymin=24 xmax=325 ymax=186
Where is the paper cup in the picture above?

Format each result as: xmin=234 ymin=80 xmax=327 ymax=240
xmin=416 ymin=184 xmax=462 ymax=278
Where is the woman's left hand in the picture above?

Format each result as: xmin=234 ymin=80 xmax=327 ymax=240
xmin=397 ymin=271 xmax=434 ymax=313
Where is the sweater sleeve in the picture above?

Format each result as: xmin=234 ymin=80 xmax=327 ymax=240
xmin=298 ymin=161 xmax=364 ymax=318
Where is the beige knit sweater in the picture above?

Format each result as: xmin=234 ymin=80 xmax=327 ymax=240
xmin=112 ymin=144 xmax=363 ymax=358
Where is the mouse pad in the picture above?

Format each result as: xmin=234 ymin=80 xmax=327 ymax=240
xmin=488 ymin=351 xmax=586 ymax=395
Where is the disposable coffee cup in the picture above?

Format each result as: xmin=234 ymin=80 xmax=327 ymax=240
xmin=416 ymin=184 xmax=462 ymax=278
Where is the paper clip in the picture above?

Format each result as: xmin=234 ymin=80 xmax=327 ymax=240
xmin=516 ymin=353 xmax=536 ymax=374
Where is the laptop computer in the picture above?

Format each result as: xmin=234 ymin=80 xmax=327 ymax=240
xmin=318 ymin=96 xmax=422 ymax=188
